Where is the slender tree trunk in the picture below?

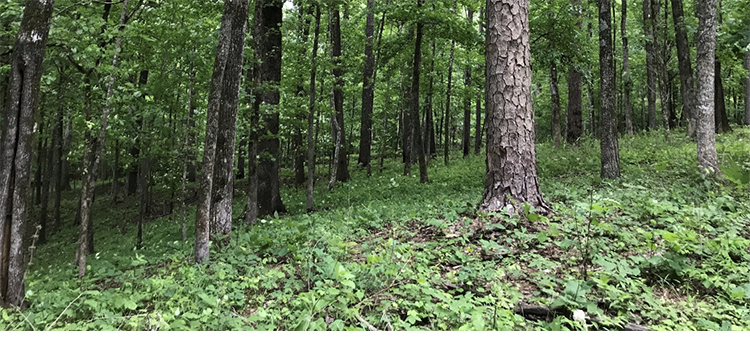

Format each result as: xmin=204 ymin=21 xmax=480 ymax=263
xmin=0 ymin=0 xmax=54 ymax=306
xmin=409 ymin=0 xmax=428 ymax=183
xmin=52 ymin=76 xmax=64 ymax=234
xmin=462 ymin=9 xmax=474 ymax=158
xmin=34 ymin=123 xmax=44 ymax=205
xmin=600 ymin=0 xmax=621 ymax=179
xmin=550 ymin=63 xmax=562 ymax=147
xmin=328 ymin=7 xmax=349 ymax=189
xmin=695 ymin=0 xmax=720 ymax=173
xmin=426 ymin=41 xmax=436 ymax=160
xmin=566 ymin=0 xmax=583 ymax=143
xmin=306 ymin=5 xmax=321 ymax=212
xmin=643 ymin=0 xmax=658 ymax=130
xmin=76 ymin=0 xmax=128 ymax=279
xmin=40 ymin=122 xmax=54 ymax=244
xmin=444 ymin=1 xmax=457 ymax=166
xmin=622 ymin=0 xmax=633 ymax=135
xmin=255 ymin=0 xmax=287 ymax=215
xmin=61 ymin=115 xmax=72 ymax=191
xmin=474 ymin=7 xmax=484 ymax=155
xmin=358 ymin=0 xmax=375 ymax=171
xmin=111 ymin=139 xmax=120 ymax=203
xmin=480 ymin=0 xmax=549 ymax=215
xmin=194 ymin=0 xmax=249 ymax=264
xmin=671 ymin=0 xmax=697 ymax=136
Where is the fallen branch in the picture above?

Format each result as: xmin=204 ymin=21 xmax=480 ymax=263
xmin=354 ymin=313 xmax=380 ymax=331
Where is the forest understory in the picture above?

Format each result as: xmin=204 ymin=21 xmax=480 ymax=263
xmin=2 ymin=128 xmax=749 ymax=331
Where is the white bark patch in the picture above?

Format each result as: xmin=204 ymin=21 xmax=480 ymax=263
xmin=21 ymin=30 xmax=43 ymax=43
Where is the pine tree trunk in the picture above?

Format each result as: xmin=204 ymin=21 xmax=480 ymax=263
xmin=600 ymin=0 xmax=621 ymax=179
xmin=671 ymin=0 xmax=697 ymax=136
xmin=695 ymin=0 xmax=720 ymax=173
xmin=480 ymin=0 xmax=549 ymax=215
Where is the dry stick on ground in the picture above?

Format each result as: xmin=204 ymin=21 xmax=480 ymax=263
xmin=45 ymin=292 xmax=85 ymax=330
xmin=354 ymin=312 xmax=380 ymax=331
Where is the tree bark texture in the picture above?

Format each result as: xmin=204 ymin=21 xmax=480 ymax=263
xmin=306 ymin=5 xmax=321 ymax=212
xmin=409 ymin=0 xmax=428 ymax=183
xmin=600 ymin=0 xmax=621 ymax=179
xmin=566 ymin=0 xmax=583 ymax=144
xmin=479 ymin=0 xmax=549 ymax=215
xmin=745 ymin=51 xmax=750 ymax=126
xmin=643 ymin=0 xmax=658 ymax=130
xmin=622 ymin=0 xmax=633 ymax=135
xmin=714 ymin=59 xmax=731 ymax=133
xmin=255 ymin=0 xmax=287 ymax=215
xmin=695 ymin=0 xmax=720 ymax=173
xmin=194 ymin=0 xmax=248 ymax=264
xmin=0 ymin=0 xmax=54 ymax=305
xmin=550 ymin=63 xmax=562 ymax=147
xmin=328 ymin=7 xmax=349 ymax=189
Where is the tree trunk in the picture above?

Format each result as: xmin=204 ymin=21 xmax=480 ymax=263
xmin=695 ymin=0 xmax=720 ymax=173
xmin=328 ymin=7 xmax=349 ymax=189
xmin=643 ymin=0 xmax=658 ymax=130
xmin=409 ymin=0 xmax=428 ymax=183
xmin=194 ymin=0 xmax=248 ymax=264
xmin=111 ymin=139 xmax=120 ymax=203
xmin=34 ymin=122 xmax=44 ymax=206
xmin=566 ymin=0 xmax=583 ymax=143
xmin=76 ymin=0 xmax=128 ymax=279
xmin=600 ymin=0 xmax=621 ymax=179
xmin=550 ymin=63 xmax=562 ymax=147
xmin=61 ymin=115 xmax=73 ymax=191
xmin=714 ymin=59 xmax=731 ymax=133
xmin=444 ymin=1 xmax=457 ymax=166
xmin=480 ymin=0 xmax=549 ymax=215
xmin=474 ymin=7 xmax=484 ymax=155
xmin=358 ymin=0 xmax=375 ymax=170
xmin=462 ymin=9 xmax=474 ymax=158
xmin=306 ymin=5 xmax=321 ymax=212
xmin=40 ymin=121 xmax=55 ymax=244
xmin=622 ymin=0 xmax=634 ymax=135
xmin=255 ymin=0 xmax=287 ymax=216
xmin=0 ymin=0 xmax=54 ymax=306
xmin=671 ymin=0 xmax=697 ymax=136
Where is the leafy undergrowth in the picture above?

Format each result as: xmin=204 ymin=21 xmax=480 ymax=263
xmin=2 ymin=128 xmax=750 ymax=330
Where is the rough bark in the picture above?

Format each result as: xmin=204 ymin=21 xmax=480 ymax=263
xmin=566 ymin=0 xmax=583 ymax=143
xmin=671 ymin=0 xmax=696 ymax=136
xmin=76 ymin=0 xmax=128 ymax=279
xmin=643 ymin=0 xmax=658 ymax=130
xmin=479 ymin=0 xmax=549 ymax=215
xmin=600 ymin=0 xmax=621 ymax=179
xmin=306 ymin=5 xmax=321 ymax=212
xmin=358 ymin=0 xmax=375 ymax=170
xmin=622 ymin=0 xmax=633 ymax=135
xmin=695 ymin=0 xmax=720 ymax=173
xmin=0 ymin=0 xmax=54 ymax=305
xmin=255 ymin=0 xmax=287 ymax=215
xmin=194 ymin=0 xmax=248 ymax=264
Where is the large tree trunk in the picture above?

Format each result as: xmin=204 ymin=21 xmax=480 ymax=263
xmin=76 ymin=0 xmax=128 ymax=279
xmin=306 ymin=5 xmax=322 ymax=212
xmin=358 ymin=0 xmax=375 ymax=171
xmin=671 ymin=0 xmax=697 ymax=136
xmin=643 ymin=0 xmax=658 ymax=130
xmin=745 ymin=51 xmax=750 ymax=126
xmin=600 ymin=0 xmax=621 ymax=179
xmin=622 ymin=0 xmax=634 ymax=135
xmin=550 ymin=63 xmax=562 ymax=147
xmin=0 ymin=0 xmax=54 ymax=307
xmin=695 ymin=0 xmax=720 ymax=173
xmin=194 ymin=0 xmax=248 ymax=264
xmin=409 ymin=0 xmax=428 ymax=183
xmin=480 ymin=0 xmax=549 ymax=215
xmin=255 ymin=0 xmax=287 ymax=215
xmin=566 ymin=0 xmax=583 ymax=143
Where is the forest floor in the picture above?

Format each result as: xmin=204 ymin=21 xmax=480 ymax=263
xmin=2 ymin=128 xmax=750 ymax=331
